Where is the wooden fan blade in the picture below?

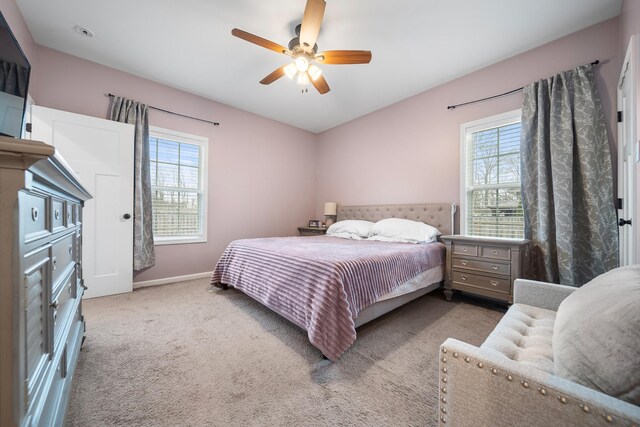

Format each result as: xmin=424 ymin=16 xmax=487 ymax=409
xmin=311 ymin=74 xmax=330 ymax=94
xmin=316 ymin=50 xmax=372 ymax=64
xmin=260 ymin=65 xmax=288 ymax=85
xmin=232 ymin=28 xmax=290 ymax=55
xmin=299 ymin=0 xmax=326 ymax=50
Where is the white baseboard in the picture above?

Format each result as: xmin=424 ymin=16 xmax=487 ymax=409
xmin=133 ymin=271 xmax=213 ymax=289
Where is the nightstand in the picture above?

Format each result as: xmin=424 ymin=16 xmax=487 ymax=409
xmin=297 ymin=226 xmax=327 ymax=236
xmin=440 ymin=235 xmax=530 ymax=303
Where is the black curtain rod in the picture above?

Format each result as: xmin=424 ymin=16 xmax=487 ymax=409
xmin=446 ymin=60 xmax=600 ymax=110
xmin=106 ymin=93 xmax=220 ymax=126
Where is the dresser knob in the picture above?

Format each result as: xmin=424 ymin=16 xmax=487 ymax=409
xmin=31 ymin=207 xmax=39 ymax=221
xmin=461 ymin=275 xmax=467 ymax=281
xmin=461 ymin=261 xmax=467 ymax=266
xmin=54 ymin=209 xmax=60 ymax=220
xmin=492 ymin=250 xmax=499 ymax=255
xmin=462 ymin=248 xmax=468 ymax=252
xmin=492 ymin=265 xmax=498 ymax=270
xmin=52 ymin=257 xmax=57 ymax=271
xmin=490 ymin=280 xmax=499 ymax=287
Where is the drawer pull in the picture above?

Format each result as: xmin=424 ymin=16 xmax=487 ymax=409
xmin=461 ymin=260 xmax=467 ymax=266
xmin=53 ymin=309 xmax=58 ymax=325
xmin=54 ymin=209 xmax=60 ymax=220
xmin=492 ymin=250 xmax=499 ymax=255
xmin=31 ymin=207 xmax=39 ymax=221
xmin=490 ymin=280 xmax=499 ymax=287
xmin=50 ymin=300 xmax=59 ymax=309
xmin=462 ymin=248 xmax=468 ymax=252
xmin=68 ymin=244 xmax=73 ymax=255
xmin=68 ymin=283 xmax=73 ymax=294
xmin=492 ymin=265 xmax=498 ymax=270
xmin=461 ymin=275 xmax=468 ymax=281
xmin=52 ymin=257 xmax=57 ymax=270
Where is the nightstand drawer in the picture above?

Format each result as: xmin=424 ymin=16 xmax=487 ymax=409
xmin=452 ymin=257 xmax=510 ymax=276
xmin=452 ymin=271 xmax=511 ymax=294
xmin=480 ymin=245 xmax=511 ymax=260
xmin=452 ymin=243 xmax=478 ymax=256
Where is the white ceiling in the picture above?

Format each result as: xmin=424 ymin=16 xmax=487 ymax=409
xmin=17 ymin=0 xmax=622 ymax=133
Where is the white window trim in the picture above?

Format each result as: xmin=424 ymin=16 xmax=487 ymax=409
xmin=150 ymin=125 xmax=208 ymax=246
xmin=460 ymin=109 xmax=522 ymax=237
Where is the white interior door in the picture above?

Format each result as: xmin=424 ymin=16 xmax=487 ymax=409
xmin=31 ymin=105 xmax=135 ymax=298
xmin=618 ymin=36 xmax=638 ymax=266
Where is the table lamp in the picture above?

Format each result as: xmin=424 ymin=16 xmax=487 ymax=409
xmin=324 ymin=202 xmax=337 ymax=227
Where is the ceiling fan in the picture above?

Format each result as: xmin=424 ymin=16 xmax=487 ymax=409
xmin=231 ymin=0 xmax=372 ymax=95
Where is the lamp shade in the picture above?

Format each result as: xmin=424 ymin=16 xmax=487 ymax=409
xmin=324 ymin=202 xmax=337 ymax=216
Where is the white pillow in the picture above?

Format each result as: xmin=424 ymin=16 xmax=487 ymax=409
xmin=553 ymin=264 xmax=640 ymax=405
xmin=326 ymin=220 xmax=374 ymax=239
xmin=371 ymin=218 xmax=439 ymax=244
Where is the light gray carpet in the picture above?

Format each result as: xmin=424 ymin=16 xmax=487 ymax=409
xmin=65 ymin=279 xmax=504 ymax=426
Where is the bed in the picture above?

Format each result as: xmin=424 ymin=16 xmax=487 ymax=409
xmin=211 ymin=203 xmax=456 ymax=360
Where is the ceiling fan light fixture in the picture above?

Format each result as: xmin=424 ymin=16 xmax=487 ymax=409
xmin=294 ymin=56 xmax=309 ymax=72
xmin=284 ymin=63 xmax=298 ymax=79
xmin=308 ymin=64 xmax=322 ymax=81
xmin=297 ymin=72 xmax=310 ymax=85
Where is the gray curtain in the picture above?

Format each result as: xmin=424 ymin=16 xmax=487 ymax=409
xmin=108 ymin=96 xmax=156 ymax=270
xmin=0 ymin=59 xmax=29 ymax=96
xmin=520 ymin=64 xmax=618 ymax=286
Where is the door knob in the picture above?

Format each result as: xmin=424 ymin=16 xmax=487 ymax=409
xmin=123 ymin=213 xmax=132 ymax=220
xmin=618 ymin=218 xmax=632 ymax=226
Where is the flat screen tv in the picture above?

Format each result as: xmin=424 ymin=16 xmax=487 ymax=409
xmin=0 ymin=11 xmax=31 ymax=138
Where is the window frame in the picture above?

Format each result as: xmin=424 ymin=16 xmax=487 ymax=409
xmin=149 ymin=125 xmax=208 ymax=246
xmin=459 ymin=109 xmax=523 ymax=238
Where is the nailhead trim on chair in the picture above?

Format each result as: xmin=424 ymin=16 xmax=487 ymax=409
xmin=440 ymin=347 xmax=448 ymax=424
xmin=436 ymin=346 xmax=637 ymax=427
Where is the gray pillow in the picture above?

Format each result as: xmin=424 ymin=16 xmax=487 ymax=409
xmin=552 ymin=264 xmax=640 ymax=405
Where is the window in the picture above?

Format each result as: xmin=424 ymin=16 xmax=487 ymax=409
xmin=148 ymin=127 xmax=208 ymax=245
xmin=460 ymin=110 xmax=524 ymax=239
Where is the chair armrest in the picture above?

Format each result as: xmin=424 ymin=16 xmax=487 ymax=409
xmin=513 ymin=279 xmax=577 ymax=311
xmin=438 ymin=338 xmax=640 ymax=426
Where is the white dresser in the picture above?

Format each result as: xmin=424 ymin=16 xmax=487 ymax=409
xmin=0 ymin=136 xmax=91 ymax=426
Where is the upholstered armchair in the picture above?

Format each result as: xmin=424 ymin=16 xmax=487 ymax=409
xmin=438 ymin=266 xmax=640 ymax=426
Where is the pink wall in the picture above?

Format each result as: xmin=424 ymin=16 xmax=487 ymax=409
xmin=619 ymin=0 xmax=640 ymax=264
xmin=33 ymin=46 xmax=317 ymax=282
xmin=5 ymin=0 xmax=633 ymax=281
xmin=316 ymin=18 xmax=621 ymax=232
xmin=0 ymin=0 xmax=35 ymax=64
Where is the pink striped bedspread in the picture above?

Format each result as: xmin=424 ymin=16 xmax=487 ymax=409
xmin=210 ymin=236 xmax=445 ymax=360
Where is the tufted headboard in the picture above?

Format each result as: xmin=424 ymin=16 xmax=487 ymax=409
xmin=337 ymin=203 xmax=457 ymax=236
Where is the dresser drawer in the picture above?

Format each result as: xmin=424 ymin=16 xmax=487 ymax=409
xmin=66 ymin=202 xmax=76 ymax=227
xmin=51 ymin=197 xmax=66 ymax=233
xmin=35 ymin=346 xmax=67 ymax=427
xmin=74 ymin=203 xmax=82 ymax=225
xmin=452 ymin=243 xmax=478 ymax=257
xmin=51 ymin=233 xmax=75 ymax=288
xmin=479 ymin=245 xmax=511 ymax=260
xmin=22 ymin=191 xmax=50 ymax=243
xmin=52 ymin=270 xmax=77 ymax=349
xmin=452 ymin=257 xmax=510 ymax=276
xmin=452 ymin=271 xmax=511 ymax=294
